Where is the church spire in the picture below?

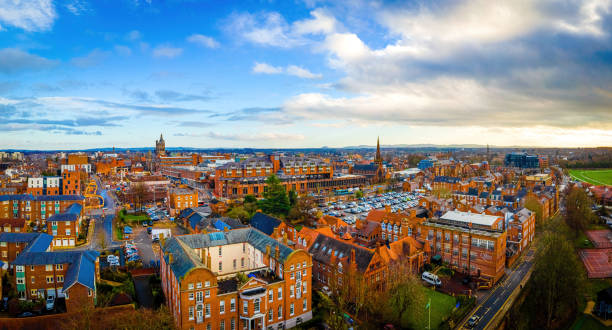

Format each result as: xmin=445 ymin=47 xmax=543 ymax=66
xmin=375 ymin=136 xmax=382 ymax=164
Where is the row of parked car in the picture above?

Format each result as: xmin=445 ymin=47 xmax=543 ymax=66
xmin=145 ymin=207 xmax=169 ymax=221
xmin=321 ymin=191 xmax=425 ymax=220
xmin=123 ymin=242 xmax=141 ymax=263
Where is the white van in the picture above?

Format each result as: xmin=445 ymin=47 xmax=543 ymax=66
xmin=421 ymin=271 xmax=442 ymax=286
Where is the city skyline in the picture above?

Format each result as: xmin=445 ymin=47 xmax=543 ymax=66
xmin=2 ymin=0 xmax=612 ymax=149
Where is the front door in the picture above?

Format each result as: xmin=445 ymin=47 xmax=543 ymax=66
xmin=196 ymin=304 xmax=203 ymax=323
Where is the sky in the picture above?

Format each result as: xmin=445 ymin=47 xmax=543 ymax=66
xmin=1 ymin=0 xmax=612 ymax=150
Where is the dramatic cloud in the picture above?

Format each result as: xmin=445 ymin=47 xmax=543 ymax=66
xmin=0 ymin=0 xmax=56 ymax=32
xmin=152 ymin=45 xmax=183 ymax=58
xmin=0 ymin=48 xmax=57 ymax=74
xmin=252 ymin=62 xmax=321 ymax=79
xmin=187 ymin=34 xmax=219 ymax=48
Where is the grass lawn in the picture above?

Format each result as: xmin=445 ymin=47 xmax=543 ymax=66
xmin=574 ymin=231 xmax=595 ymax=249
xmin=124 ymin=214 xmax=149 ymax=223
xmin=569 ymin=169 xmax=612 ymax=186
xmin=570 ymin=314 xmax=609 ymax=330
xmin=419 ymin=288 xmax=457 ymax=329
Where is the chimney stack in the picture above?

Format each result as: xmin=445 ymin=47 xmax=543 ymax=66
xmin=207 ymin=251 xmax=212 ymax=269
xmin=266 ymin=244 xmax=271 ymax=257
xmin=283 ymin=232 xmax=288 ymax=245
xmin=275 ymin=244 xmax=280 ymax=259
xmin=168 ymin=253 xmax=173 ymax=265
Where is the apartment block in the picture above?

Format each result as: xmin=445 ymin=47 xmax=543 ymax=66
xmin=160 ymin=228 xmax=313 ymax=330
xmin=0 ymin=195 xmax=84 ymax=226
xmin=47 ymin=203 xmax=83 ymax=247
xmin=27 ymin=177 xmax=61 ymax=196
xmin=168 ymin=188 xmax=199 ymax=217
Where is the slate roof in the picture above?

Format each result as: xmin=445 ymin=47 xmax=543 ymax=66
xmin=48 ymin=202 xmax=83 ymax=222
xmin=0 ymin=195 xmax=84 ymax=202
xmin=213 ymin=219 xmax=231 ymax=231
xmin=162 ymin=227 xmax=294 ymax=280
xmin=13 ymin=250 xmax=99 ymax=291
xmin=308 ymin=234 xmax=373 ymax=272
xmin=433 ymin=176 xmax=461 ymax=183
xmin=353 ymin=164 xmax=378 ymax=172
xmin=0 ymin=232 xmax=53 ymax=253
xmin=250 ymin=212 xmax=281 ymax=236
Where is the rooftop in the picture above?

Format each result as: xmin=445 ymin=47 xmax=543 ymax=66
xmin=440 ymin=211 xmax=501 ymax=227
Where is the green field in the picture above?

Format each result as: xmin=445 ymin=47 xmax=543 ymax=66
xmin=419 ymin=288 xmax=457 ymax=329
xmin=569 ymin=169 xmax=612 ymax=186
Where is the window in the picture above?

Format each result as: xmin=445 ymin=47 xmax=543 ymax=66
xmin=205 ymin=290 xmax=210 ymax=298
xmin=278 ymin=287 xmax=282 ymax=300
xmin=197 ymin=282 xmax=202 ymax=288
xmin=220 ymin=320 xmax=225 ymax=330
xmin=302 ymin=269 xmax=307 ymax=277
xmin=46 ymin=264 xmax=52 ymax=271
xmin=88 ymin=289 xmax=93 ymax=296
xmin=290 ymin=272 xmax=294 ymax=280
xmin=207 ymin=324 xmax=211 ymax=330
xmin=268 ymin=290 xmax=273 ymax=302
xmin=189 ymin=292 xmax=194 ymax=300
xmin=243 ymin=301 xmax=248 ymax=314
xmin=303 ymin=282 xmax=307 ymax=294
xmin=188 ymin=283 xmax=194 ymax=290
xmin=220 ymin=300 xmax=225 ymax=314
xmin=278 ymin=306 xmax=282 ymax=319
xmin=219 ymin=247 xmax=222 ymax=256
xmin=205 ymin=281 xmax=210 ymax=287
xmin=56 ymin=264 xmax=63 ymax=270
xmin=230 ymin=298 xmax=236 ymax=312
xmin=46 ymin=276 xmax=54 ymax=283
xmin=233 ymin=259 xmax=237 ymax=269
xmin=290 ymin=285 xmax=294 ymax=297
xmin=242 ymin=243 xmax=246 ymax=253
xmin=189 ymin=306 xmax=194 ymax=320
xmin=303 ymin=298 xmax=307 ymax=311
xmin=290 ymin=264 xmax=294 ymax=271
xmin=254 ymin=298 xmax=260 ymax=313
xmin=57 ymin=275 xmax=64 ymax=282
xmin=16 ymin=278 xmax=24 ymax=285
xmin=66 ymin=229 xmax=71 ymax=236
xmin=219 ymin=261 xmax=222 ymax=272
xmin=268 ymin=309 xmax=273 ymax=322
xmin=31 ymin=289 xmax=37 ymax=296
xmin=290 ymin=303 xmax=294 ymax=316
xmin=196 ymin=291 xmax=203 ymax=302
xmin=241 ymin=258 xmax=244 ymax=267
xmin=31 ymin=276 xmax=35 ymax=283
xmin=205 ymin=303 xmax=210 ymax=317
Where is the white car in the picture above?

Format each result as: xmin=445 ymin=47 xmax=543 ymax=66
xmin=46 ymin=296 xmax=55 ymax=310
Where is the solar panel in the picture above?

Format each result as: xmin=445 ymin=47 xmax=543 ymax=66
xmin=208 ymin=232 xmax=225 ymax=241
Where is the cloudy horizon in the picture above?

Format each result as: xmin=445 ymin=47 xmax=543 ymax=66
xmin=1 ymin=0 xmax=612 ymax=149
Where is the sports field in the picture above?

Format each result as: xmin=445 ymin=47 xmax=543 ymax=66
xmin=569 ymin=169 xmax=612 ymax=186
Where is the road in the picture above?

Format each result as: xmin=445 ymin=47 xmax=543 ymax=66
xmin=459 ymin=248 xmax=534 ymax=329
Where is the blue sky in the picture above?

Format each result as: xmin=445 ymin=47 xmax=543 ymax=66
xmin=1 ymin=0 xmax=612 ymax=149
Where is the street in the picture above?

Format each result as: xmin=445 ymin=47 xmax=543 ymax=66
xmin=459 ymin=248 xmax=534 ymax=329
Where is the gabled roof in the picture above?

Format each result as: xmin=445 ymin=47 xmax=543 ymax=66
xmin=13 ymin=250 xmax=99 ymax=291
xmin=250 ymin=212 xmax=281 ymax=236
xmin=48 ymin=203 xmax=83 ymax=222
xmin=308 ymin=234 xmax=373 ymax=272
xmin=0 ymin=232 xmax=53 ymax=252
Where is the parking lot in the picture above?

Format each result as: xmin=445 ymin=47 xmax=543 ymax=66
xmin=319 ymin=191 xmax=425 ymax=224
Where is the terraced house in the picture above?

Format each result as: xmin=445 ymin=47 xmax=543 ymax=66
xmin=160 ymin=228 xmax=312 ymax=330
xmin=46 ymin=203 xmax=83 ymax=247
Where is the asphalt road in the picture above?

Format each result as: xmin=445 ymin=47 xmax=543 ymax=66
xmin=461 ymin=248 xmax=534 ymax=329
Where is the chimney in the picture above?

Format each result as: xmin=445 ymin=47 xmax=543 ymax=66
xmin=266 ymin=244 xmax=271 ymax=257
xmin=275 ymin=244 xmax=280 ymax=259
xmin=168 ymin=253 xmax=173 ymax=265
xmin=283 ymin=232 xmax=288 ymax=245
xmin=331 ymin=250 xmax=337 ymax=264
xmin=410 ymin=209 xmax=416 ymax=218
xmin=207 ymin=251 xmax=212 ymax=269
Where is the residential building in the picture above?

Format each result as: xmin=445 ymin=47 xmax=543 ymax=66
xmin=27 ymin=177 xmax=61 ymax=196
xmin=418 ymin=211 xmax=507 ymax=283
xmin=160 ymin=228 xmax=313 ymax=329
xmin=0 ymin=232 xmax=53 ymax=266
xmin=168 ymin=188 xmax=199 ymax=216
xmin=0 ymin=195 xmax=84 ymax=226
xmin=504 ymin=153 xmax=540 ymax=168
xmin=47 ymin=203 xmax=83 ymax=247
xmin=0 ymin=218 xmax=26 ymax=233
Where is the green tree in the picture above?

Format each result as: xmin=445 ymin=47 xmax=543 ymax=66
xmin=523 ymin=216 xmax=585 ymax=328
xmin=432 ymin=187 xmax=451 ymax=199
xmin=288 ymin=195 xmax=317 ymax=225
xmin=258 ymin=175 xmax=290 ymax=217
xmin=523 ymin=196 xmax=543 ymax=223
xmin=354 ymin=190 xmax=364 ymax=199
xmin=384 ymin=276 xmax=427 ymax=329
xmin=565 ymin=187 xmax=596 ymax=236
xmin=226 ymin=206 xmax=251 ymax=224
xmin=288 ymin=189 xmax=298 ymax=206
xmin=243 ymin=195 xmax=259 ymax=218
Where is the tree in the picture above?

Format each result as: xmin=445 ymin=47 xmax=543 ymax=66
xmin=287 ymin=195 xmax=316 ymax=225
xmin=258 ymin=175 xmax=290 ymax=217
xmin=129 ymin=182 xmax=148 ymax=212
xmin=565 ymin=187 xmax=596 ymax=236
xmin=226 ymin=206 xmax=251 ymax=224
xmin=288 ymin=190 xmax=298 ymax=207
xmin=522 ymin=216 xmax=585 ymax=328
xmin=354 ymin=190 xmax=364 ymax=199
xmin=432 ymin=187 xmax=451 ymax=199
xmin=384 ymin=276 xmax=427 ymax=329
xmin=523 ymin=196 xmax=543 ymax=223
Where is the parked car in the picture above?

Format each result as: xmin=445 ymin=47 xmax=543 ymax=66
xmin=18 ymin=311 xmax=35 ymax=318
xmin=147 ymin=227 xmax=152 ymax=235
xmin=421 ymin=271 xmax=442 ymax=287
xmin=46 ymin=296 xmax=55 ymax=310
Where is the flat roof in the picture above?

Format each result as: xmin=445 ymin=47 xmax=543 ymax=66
xmin=440 ymin=211 xmax=501 ymax=227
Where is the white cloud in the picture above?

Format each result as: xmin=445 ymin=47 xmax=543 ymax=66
xmin=0 ymin=0 xmax=57 ymax=32
xmin=114 ymin=45 xmax=131 ymax=56
xmin=65 ymin=0 xmax=90 ymax=15
xmin=71 ymin=49 xmax=111 ymax=68
xmin=152 ymin=45 xmax=183 ymax=58
xmin=0 ymin=48 xmax=57 ymax=74
xmin=187 ymin=34 xmax=219 ymax=48
xmin=286 ymin=65 xmax=322 ymax=79
xmin=252 ymin=62 xmax=283 ymax=74
xmin=252 ymin=62 xmax=322 ymax=79
xmin=126 ymin=30 xmax=142 ymax=41
xmin=204 ymin=131 xmax=305 ymax=141
xmin=292 ymin=8 xmax=338 ymax=35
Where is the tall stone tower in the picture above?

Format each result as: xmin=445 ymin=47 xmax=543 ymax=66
xmin=155 ymin=134 xmax=166 ymax=156
xmin=375 ymin=136 xmax=382 ymax=165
